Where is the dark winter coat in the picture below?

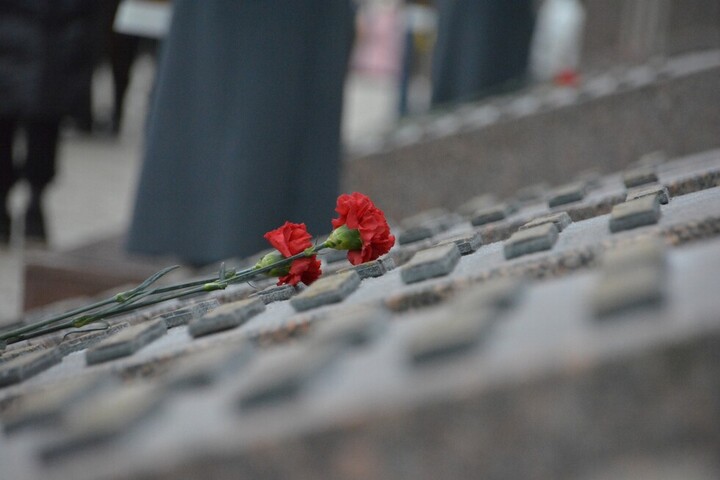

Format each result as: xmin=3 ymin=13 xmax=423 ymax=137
xmin=0 ymin=0 xmax=98 ymax=119
xmin=127 ymin=0 xmax=355 ymax=266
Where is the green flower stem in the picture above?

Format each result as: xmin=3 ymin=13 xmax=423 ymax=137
xmin=0 ymin=243 xmax=330 ymax=345
xmin=0 ymin=265 xmax=182 ymax=343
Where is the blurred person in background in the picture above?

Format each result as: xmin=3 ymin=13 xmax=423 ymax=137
xmin=127 ymin=1 xmax=355 ymax=266
xmin=0 ymin=0 xmax=98 ymax=245
xmin=430 ymin=0 xmax=535 ymax=105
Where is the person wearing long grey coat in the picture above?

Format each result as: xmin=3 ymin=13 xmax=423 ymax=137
xmin=127 ymin=1 xmax=355 ymax=266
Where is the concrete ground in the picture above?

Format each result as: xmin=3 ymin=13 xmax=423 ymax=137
xmin=0 ymin=55 xmax=399 ymax=323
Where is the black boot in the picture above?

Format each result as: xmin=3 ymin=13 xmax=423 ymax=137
xmin=25 ymin=187 xmax=47 ymax=245
xmin=0 ymin=205 xmax=9 ymax=245
xmin=0 ymin=186 xmax=11 ymax=245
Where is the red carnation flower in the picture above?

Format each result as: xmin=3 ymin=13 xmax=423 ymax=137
xmin=330 ymin=192 xmax=395 ymax=265
xmin=263 ymin=222 xmax=321 ymax=286
xmin=279 ymin=256 xmax=322 ymax=287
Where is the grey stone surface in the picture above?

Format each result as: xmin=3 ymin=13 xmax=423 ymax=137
xmin=85 ymin=319 xmax=167 ymax=365
xmin=188 ymin=298 xmax=265 ymax=338
xmin=504 ymin=223 xmax=560 ymax=259
xmin=623 ymin=167 xmax=660 ymax=188
xmin=609 ymin=195 xmax=662 ymax=232
xmin=161 ymin=299 xmax=220 ymax=328
xmin=626 ymin=184 xmax=670 ymax=204
xmin=401 ymin=243 xmax=461 ymax=284
xmin=290 ymin=271 xmax=362 ymax=312
xmin=548 ymin=182 xmax=586 ymax=207
xmin=436 ymin=231 xmax=483 ymax=255
xmin=520 ymin=211 xmax=573 ymax=232
xmin=0 ymin=348 xmax=62 ymax=388
xmin=5 ymin=153 xmax=720 ymax=480
xmin=470 ymin=204 xmax=509 ymax=226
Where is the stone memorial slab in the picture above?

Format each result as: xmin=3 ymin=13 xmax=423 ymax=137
xmin=602 ymin=238 xmax=668 ymax=273
xmin=379 ymin=256 xmax=396 ymax=271
xmin=188 ymin=297 xmax=266 ymax=338
xmin=548 ymin=182 xmax=586 ymax=208
xmin=575 ymin=170 xmax=602 ymax=189
xmin=398 ymin=225 xmax=437 ymax=245
xmin=515 ymin=183 xmax=549 ymax=202
xmin=609 ymin=195 xmax=662 ymax=233
xmin=310 ymin=305 xmax=389 ymax=347
xmin=406 ymin=308 xmax=494 ymax=364
xmin=456 ymin=194 xmax=497 ymax=217
xmin=58 ymin=322 xmax=129 ymax=356
xmin=238 ymin=345 xmax=338 ymax=409
xmin=0 ymin=344 xmax=45 ymax=364
xmin=504 ymin=223 xmax=559 ymax=259
xmin=39 ymin=383 xmax=163 ymax=462
xmin=290 ymin=271 xmax=361 ymax=312
xmin=520 ymin=211 xmax=572 ymax=232
xmin=590 ymin=266 xmax=666 ymax=318
xmin=398 ymin=208 xmax=453 ymax=244
xmin=623 ymin=167 xmax=659 ymax=188
xmin=0 ymin=348 xmax=62 ymax=388
xmin=459 ymin=278 xmax=526 ymax=311
xmin=401 ymin=243 xmax=461 ymax=284
xmin=436 ymin=231 xmax=483 ymax=255
xmin=163 ymin=342 xmax=253 ymax=390
xmin=86 ymin=319 xmax=167 ymax=365
xmin=338 ymin=259 xmax=387 ymax=279
xmin=626 ymin=184 xmax=670 ymax=204
xmin=470 ymin=204 xmax=509 ymax=226
xmin=252 ymin=284 xmax=297 ymax=304
xmin=1 ymin=374 xmax=106 ymax=433
xmin=635 ymin=151 xmax=667 ymax=168
xmin=384 ymin=278 xmax=460 ymax=312
xmin=161 ymin=299 xmax=220 ymax=328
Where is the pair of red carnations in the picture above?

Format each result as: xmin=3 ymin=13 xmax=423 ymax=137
xmin=260 ymin=193 xmax=395 ymax=286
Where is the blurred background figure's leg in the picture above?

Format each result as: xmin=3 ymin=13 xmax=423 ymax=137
xmin=23 ymin=118 xmax=61 ymax=244
xmin=431 ymin=0 xmax=535 ymax=105
xmin=0 ymin=118 xmax=17 ymax=244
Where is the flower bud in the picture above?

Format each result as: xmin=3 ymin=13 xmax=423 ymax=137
xmin=255 ymin=251 xmax=291 ymax=277
xmin=325 ymin=224 xmax=363 ymax=251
